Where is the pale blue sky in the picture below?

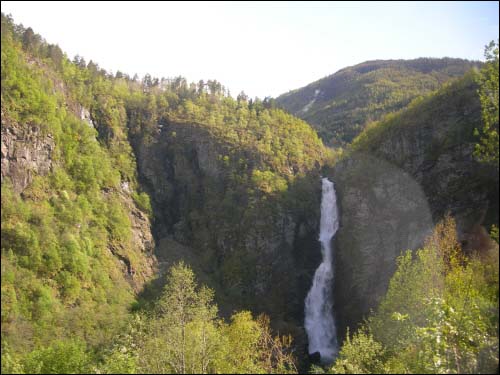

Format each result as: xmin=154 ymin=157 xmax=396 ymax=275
xmin=2 ymin=1 xmax=498 ymax=98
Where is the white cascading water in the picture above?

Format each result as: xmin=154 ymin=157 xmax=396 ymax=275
xmin=304 ymin=177 xmax=339 ymax=363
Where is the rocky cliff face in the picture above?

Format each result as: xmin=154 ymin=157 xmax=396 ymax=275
xmin=329 ymin=74 xmax=499 ymax=338
xmin=1 ymin=113 xmax=54 ymax=193
xmin=331 ymin=153 xmax=434 ymax=337
xmin=110 ymin=185 xmax=157 ymax=292
xmin=1 ymin=108 xmax=157 ymax=292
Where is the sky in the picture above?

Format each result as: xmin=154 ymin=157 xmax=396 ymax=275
xmin=2 ymin=1 xmax=499 ymax=98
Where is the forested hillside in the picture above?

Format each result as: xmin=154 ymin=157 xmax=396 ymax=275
xmin=1 ymin=13 xmax=157 ymax=360
xmin=276 ymin=58 xmax=480 ymax=146
xmin=0 ymin=13 xmax=330 ymax=373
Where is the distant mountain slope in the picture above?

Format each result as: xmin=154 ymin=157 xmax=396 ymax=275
xmin=276 ymin=58 xmax=481 ymax=146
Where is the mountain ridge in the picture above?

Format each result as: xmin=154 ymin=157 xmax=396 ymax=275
xmin=276 ymin=57 xmax=481 ymax=146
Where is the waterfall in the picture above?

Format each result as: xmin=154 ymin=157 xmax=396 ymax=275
xmin=304 ymin=177 xmax=339 ymax=363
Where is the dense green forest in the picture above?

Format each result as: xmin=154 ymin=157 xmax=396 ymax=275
xmin=1 ymin=11 xmax=499 ymax=375
xmin=276 ymin=58 xmax=480 ymax=146
xmin=0 ymin=13 xmax=325 ymax=373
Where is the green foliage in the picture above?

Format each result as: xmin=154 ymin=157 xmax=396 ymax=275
xmin=99 ymin=349 xmax=138 ymax=374
xmin=1 ymin=30 xmax=58 ymax=129
xmin=118 ymin=263 xmax=298 ymax=374
xmin=251 ymin=169 xmax=288 ymax=194
xmin=1 ymin=343 xmax=24 ymax=374
xmin=330 ymin=330 xmax=385 ymax=374
xmin=351 ymin=71 xmax=480 ymax=153
xmin=1 ymin=13 xmax=141 ymax=364
xmin=474 ymin=40 xmax=499 ymax=169
xmin=217 ymin=311 xmax=263 ymax=373
xmin=21 ymin=339 xmax=92 ymax=374
xmin=491 ymin=225 xmax=499 ymax=243
xmin=329 ymin=217 xmax=499 ymax=374
xmin=132 ymin=191 xmax=152 ymax=216
xmin=136 ymin=262 xmax=220 ymax=373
